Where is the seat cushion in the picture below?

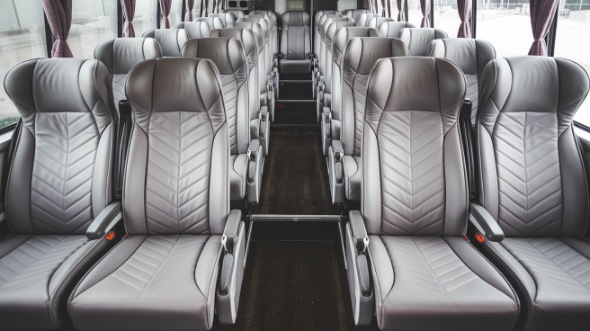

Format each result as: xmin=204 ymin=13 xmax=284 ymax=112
xmin=230 ymin=154 xmax=249 ymax=201
xmin=279 ymin=59 xmax=312 ymax=74
xmin=69 ymin=235 xmax=221 ymax=331
xmin=370 ymin=235 xmax=519 ymax=331
xmin=0 ymin=235 xmax=107 ymax=330
xmin=342 ymin=155 xmax=361 ymax=201
xmin=484 ymin=237 xmax=590 ymax=331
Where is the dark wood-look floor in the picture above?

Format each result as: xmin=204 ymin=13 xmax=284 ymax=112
xmin=252 ymin=132 xmax=340 ymax=215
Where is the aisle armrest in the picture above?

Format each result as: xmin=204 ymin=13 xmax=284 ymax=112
xmin=86 ymin=202 xmax=123 ymax=240
xmin=469 ymin=203 xmax=504 ymax=242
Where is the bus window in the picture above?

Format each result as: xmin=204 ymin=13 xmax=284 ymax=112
xmin=169 ymin=0 xmax=184 ymax=28
xmin=476 ymin=0 xmax=531 ymax=57
xmin=554 ymin=0 xmax=590 ymax=125
xmin=407 ymin=0 xmax=426 ymax=27
xmin=0 ymin=1 xmax=46 ymax=130
xmin=134 ymin=0 xmax=158 ymax=36
xmin=433 ymin=0 xmax=463 ymax=36
xmin=68 ymin=0 xmax=118 ymax=59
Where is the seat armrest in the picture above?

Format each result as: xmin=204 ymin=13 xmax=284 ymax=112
xmin=469 ymin=203 xmax=504 ymax=242
xmin=349 ymin=210 xmax=369 ymax=253
xmin=248 ymin=139 xmax=260 ymax=162
xmin=222 ymin=210 xmax=242 ymax=253
xmin=86 ymin=202 xmax=123 ymax=240
xmin=331 ymin=140 xmax=344 ymax=162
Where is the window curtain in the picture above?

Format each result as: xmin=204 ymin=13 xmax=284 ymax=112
xmin=419 ymin=0 xmax=431 ymax=27
xmin=185 ymin=0 xmax=194 ymax=21
xmin=457 ymin=0 xmax=472 ymax=37
xmin=121 ymin=0 xmax=136 ymax=37
xmin=42 ymin=0 xmax=73 ymax=57
xmin=160 ymin=0 xmax=172 ymax=28
xmin=200 ymin=0 xmax=208 ymax=17
xmin=380 ymin=0 xmax=387 ymax=16
xmin=396 ymin=0 xmax=405 ymax=21
xmin=528 ymin=0 xmax=559 ymax=55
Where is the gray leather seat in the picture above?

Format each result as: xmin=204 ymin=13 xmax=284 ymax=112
xmin=367 ymin=17 xmax=395 ymax=29
xmin=314 ymin=10 xmax=340 ymax=57
xmin=250 ymin=11 xmax=278 ymax=58
xmin=345 ymin=56 xmax=520 ymax=330
xmin=94 ymin=38 xmax=162 ymax=111
xmin=313 ymin=14 xmax=344 ymax=95
xmin=235 ymin=21 xmax=275 ymax=122
xmin=317 ymin=20 xmax=355 ymax=122
xmin=476 ymin=56 xmax=590 ymax=331
xmin=247 ymin=13 xmax=279 ymax=94
xmin=356 ymin=13 xmax=380 ymax=27
xmin=321 ymin=27 xmax=379 ymax=156
xmin=142 ymin=29 xmax=189 ymax=57
xmin=377 ymin=21 xmax=416 ymax=38
xmin=194 ymin=16 xmax=224 ymax=30
xmin=238 ymin=17 xmax=274 ymax=96
xmin=224 ymin=9 xmax=245 ymax=20
xmin=68 ymin=58 xmax=247 ymax=330
xmin=399 ymin=27 xmax=448 ymax=56
xmin=1 ymin=58 xmax=118 ymax=330
xmin=279 ymin=11 xmax=312 ymax=74
xmin=182 ymin=38 xmax=263 ymax=203
xmin=428 ymin=38 xmax=496 ymax=123
xmin=344 ymin=9 xmax=370 ymax=22
xmin=328 ymin=38 xmax=408 ymax=204
xmin=174 ymin=21 xmax=211 ymax=39
xmin=210 ymin=12 xmax=235 ymax=27
xmin=208 ymin=28 xmax=270 ymax=154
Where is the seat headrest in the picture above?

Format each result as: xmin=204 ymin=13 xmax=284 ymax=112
xmin=377 ymin=22 xmax=416 ymax=38
xmin=4 ymin=58 xmax=116 ymax=130
xmin=175 ymin=21 xmax=211 ymax=39
xmin=208 ymin=28 xmax=258 ymax=73
xmin=333 ymin=27 xmax=380 ymax=65
xmin=479 ymin=57 xmax=590 ymax=131
xmin=94 ymin=38 xmax=162 ymax=75
xmin=323 ymin=17 xmax=349 ymax=36
xmin=315 ymin=10 xmax=340 ymax=25
xmin=194 ymin=17 xmax=224 ymax=30
xmin=224 ymin=9 xmax=245 ymax=20
xmin=368 ymin=17 xmax=395 ymax=29
xmin=345 ymin=9 xmax=370 ymax=22
xmin=182 ymin=38 xmax=248 ymax=89
xmin=238 ymin=17 xmax=269 ymax=36
xmin=357 ymin=13 xmax=380 ymax=27
xmin=327 ymin=21 xmax=355 ymax=44
xmin=142 ymin=29 xmax=189 ymax=57
xmin=126 ymin=58 xmax=225 ymax=130
xmin=282 ymin=11 xmax=311 ymax=26
xmin=428 ymin=38 xmax=496 ymax=75
xmin=366 ymin=57 xmax=466 ymax=133
xmin=399 ymin=28 xmax=449 ymax=56
xmin=343 ymin=37 xmax=408 ymax=74
xmin=234 ymin=21 xmax=264 ymax=53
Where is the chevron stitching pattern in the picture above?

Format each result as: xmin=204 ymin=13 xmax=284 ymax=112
xmin=382 ymin=237 xmax=479 ymax=294
xmin=502 ymin=238 xmax=590 ymax=291
xmin=108 ymin=235 xmax=207 ymax=293
xmin=379 ymin=111 xmax=446 ymax=236
xmin=31 ymin=113 xmax=99 ymax=234
xmin=465 ymin=74 xmax=479 ymax=124
xmin=352 ymin=73 xmax=369 ymax=156
xmin=112 ymin=74 xmax=127 ymax=106
xmin=494 ymin=112 xmax=562 ymax=236
xmin=146 ymin=112 xmax=212 ymax=235
xmin=0 ymin=235 xmax=88 ymax=290
xmin=287 ymin=27 xmax=305 ymax=60
xmin=219 ymin=75 xmax=239 ymax=154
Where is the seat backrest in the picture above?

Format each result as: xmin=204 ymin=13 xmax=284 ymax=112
xmin=362 ymin=57 xmax=467 ymax=236
xmin=331 ymin=27 xmax=379 ymax=136
xmin=209 ymin=28 xmax=259 ymax=125
xmin=429 ymin=38 xmax=496 ymax=123
xmin=341 ymin=38 xmax=408 ymax=157
xmin=356 ymin=13 xmax=380 ymax=27
xmin=209 ymin=12 xmax=235 ymax=27
xmin=123 ymin=58 xmax=229 ymax=235
xmin=224 ymin=9 xmax=245 ymax=20
xmin=399 ymin=28 xmax=448 ymax=56
xmin=314 ymin=11 xmax=340 ymax=55
xmin=251 ymin=10 xmax=277 ymax=26
xmin=321 ymin=17 xmax=349 ymax=74
xmin=94 ymin=38 xmax=162 ymax=109
xmin=3 ymin=58 xmax=117 ymax=234
xmin=367 ymin=17 xmax=395 ymax=29
xmin=235 ymin=21 xmax=266 ymax=95
xmin=174 ymin=21 xmax=211 ymax=39
xmin=142 ymin=29 xmax=188 ymax=57
xmin=239 ymin=17 xmax=269 ymax=44
xmin=182 ymin=38 xmax=250 ymax=157
xmin=194 ymin=17 xmax=224 ymax=30
xmin=477 ymin=57 xmax=590 ymax=238
xmin=281 ymin=11 xmax=312 ymax=60
xmin=325 ymin=20 xmax=355 ymax=93
xmin=345 ymin=9 xmax=370 ymax=22
xmin=377 ymin=21 xmax=416 ymax=38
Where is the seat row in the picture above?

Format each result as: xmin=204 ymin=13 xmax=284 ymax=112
xmin=341 ymin=53 xmax=590 ymax=330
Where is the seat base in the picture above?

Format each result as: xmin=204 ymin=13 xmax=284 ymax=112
xmin=279 ymin=59 xmax=312 ymax=74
